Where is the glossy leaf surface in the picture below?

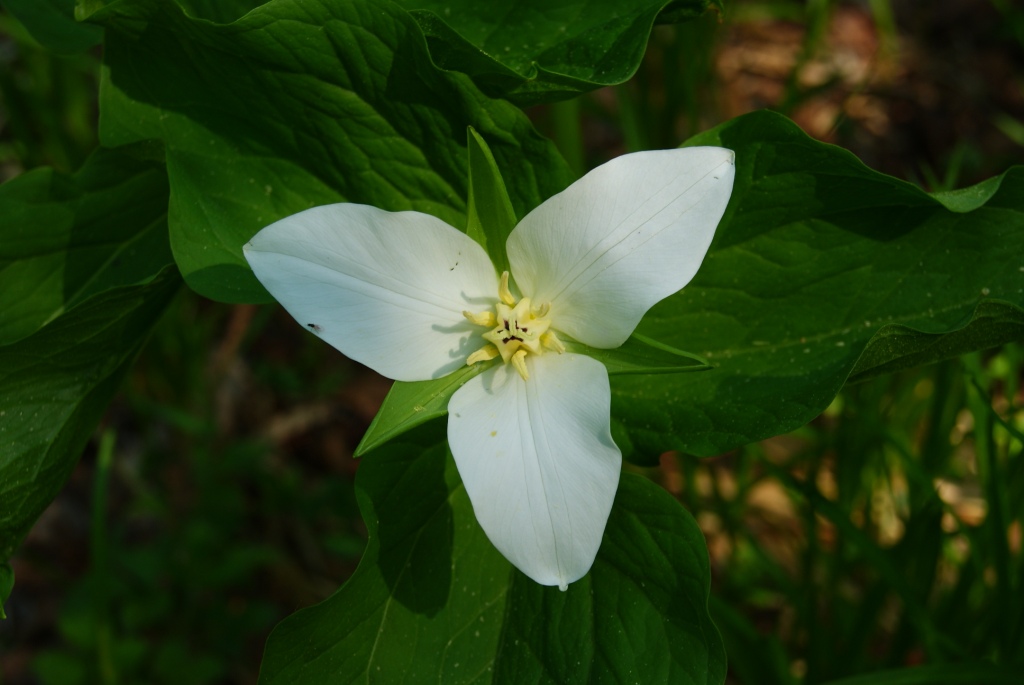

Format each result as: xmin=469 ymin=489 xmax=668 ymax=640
xmin=401 ymin=0 xmax=718 ymax=105
xmin=0 ymin=148 xmax=178 ymax=562
xmin=0 ymin=147 xmax=170 ymax=345
xmin=0 ymin=269 xmax=180 ymax=560
xmin=465 ymin=127 xmax=517 ymax=275
xmin=612 ymin=110 xmax=1024 ymax=459
xmin=86 ymin=0 xmax=574 ymax=303
xmin=260 ymin=428 xmax=723 ymax=684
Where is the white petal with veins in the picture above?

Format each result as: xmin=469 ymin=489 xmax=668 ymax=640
xmin=447 ymin=353 xmax=621 ymax=589
xmin=244 ymin=204 xmax=497 ymax=381
xmin=507 ymin=147 xmax=735 ymax=348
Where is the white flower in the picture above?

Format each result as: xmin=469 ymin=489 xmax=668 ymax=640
xmin=243 ymin=147 xmax=735 ymax=590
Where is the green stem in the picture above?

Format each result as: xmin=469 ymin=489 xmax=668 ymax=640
xmin=91 ymin=430 xmax=117 ymax=685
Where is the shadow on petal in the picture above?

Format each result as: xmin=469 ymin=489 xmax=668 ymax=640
xmin=428 ymin=321 xmax=482 ymax=377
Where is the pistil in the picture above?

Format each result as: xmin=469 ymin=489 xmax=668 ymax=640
xmin=462 ymin=271 xmax=563 ymax=380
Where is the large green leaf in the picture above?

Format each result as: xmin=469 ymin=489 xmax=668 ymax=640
xmin=85 ymin=0 xmax=574 ymax=303
xmin=0 ymin=268 xmax=180 ymax=561
xmin=128 ymin=0 xmax=718 ymax=105
xmin=0 ymin=147 xmax=171 ymax=345
xmin=259 ymin=426 xmax=723 ymax=684
xmin=400 ymin=0 xmax=718 ymax=105
xmin=2 ymin=0 xmax=102 ymax=53
xmin=0 ymin=146 xmax=178 ymax=561
xmin=614 ymin=110 xmax=1024 ymax=459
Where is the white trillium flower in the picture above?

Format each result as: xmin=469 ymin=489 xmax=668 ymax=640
xmin=244 ymin=147 xmax=736 ymax=590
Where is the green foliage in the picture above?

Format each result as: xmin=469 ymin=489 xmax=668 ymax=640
xmin=402 ymin=0 xmax=719 ymax=105
xmin=608 ymin=111 xmax=1024 ymax=460
xmin=0 ymin=270 xmax=179 ymax=560
xmin=175 ymin=0 xmax=267 ymax=23
xmin=355 ymin=365 xmax=487 ymax=458
xmin=104 ymin=0 xmax=722 ymax=105
xmin=21 ymin=288 xmax=362 ymax=684
xmin=262 ymin=425 xmax=723 ymax=684
xmin=0 ymin=147 xmax=171 ymax=344
xmin=567 ymin=333 xmax=711 ymax=375
xmin=0 ymin=147 xmax=178 ymax=560
xmin=1 ymin=0 xmax=101 ymax=53
xmin=30 ymin=436 xmax=287 ymax=685
xmin=701 ymin=348 xmax=1024 ymax=683
xmin=2 ymin=0 xmax=1023 ymax=682
xmin=84 ymin=0 xmax=574 ymax=303
xmin=465 ymin=127 xmax=518 ymax=275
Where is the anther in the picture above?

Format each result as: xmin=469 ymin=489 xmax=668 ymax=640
xmin=511 ymin=349 xmax=529 ymax=380
xmin=542 ymin=331 xmax=565 ymax=354
xmin=463 ymin=310 xmax=496 ymax=327
xmin=498 ymin=271 xmax=516 ymax=306
xmin=466 ymin=345 xmax=500 ymax=366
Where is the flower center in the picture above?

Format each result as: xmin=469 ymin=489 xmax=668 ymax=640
xmin=463 ymin=271 xmax=564 ymax=380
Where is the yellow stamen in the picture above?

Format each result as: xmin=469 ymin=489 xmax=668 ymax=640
xmin=463 ymin=309 xmax=496 ymax=327
xmin=498 ymin=271 xmax=516 ymax=306
xmin=466 ymin=344 xmax=500 ymax=366
xmin=541 ymin=331 xmax=565 ymax=354
xmin=511 ymin=349 xmax=529 ymax=380
xmin=466 ymin=275 xmax=559 ymax=382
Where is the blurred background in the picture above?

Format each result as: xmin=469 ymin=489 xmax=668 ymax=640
xmin=1 ymin=1 xmax=1023 ymax=683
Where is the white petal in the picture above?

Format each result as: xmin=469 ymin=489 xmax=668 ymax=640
xmin=507 ymin=147 xmax=735 ymax=348
xmin=244 ymin=204 xmax=497 ymax=381
xmin=447 ymin=353 xmax=621 ymax=589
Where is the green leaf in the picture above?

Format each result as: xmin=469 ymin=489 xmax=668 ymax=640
xmin=174 ymin=0 xmax=267 ymax=23
xmin=465 ymin=127 xmax=517 ymax=275
xmin=354 ymin=363 xmax=489 ymax=457
xmin=355 ymin=334 xmax=709 ymax=457
xmin=86 ymin=0 xmax=574 ymax=303
xmin=400 ymin=0 xmax=719 ymax=105
xmin=495 ymin=472 xmax=724 ymax=684
xmin=610 ymin=110 xmax=1024 ymax=459
xmin=0 ymin=147 xmax=171 ymax=345
xmin=0 ymin=268 xmax=180 ymax=561
xmin=566 ymin=332 xmax=710 ymax=375
xmin=260 ymin=427 xmax=724 ymax=684
xmin=929 ymin=174 xmax=1004 ymax=213
xmin=2 ymin=0 xmax=102 ymax=53
xmin=0 ymin=562 xmax=12 ymax=620
xmin=846 ymin=300 xmax=1024 ymax=384
xmin=0 ymin=146 xmax=178 ymax=562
